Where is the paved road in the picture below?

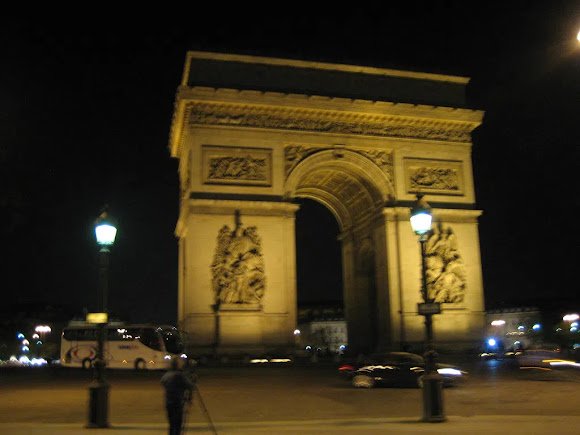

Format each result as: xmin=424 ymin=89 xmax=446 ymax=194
xmin=1 ymin=359 xmax=579 ymax=433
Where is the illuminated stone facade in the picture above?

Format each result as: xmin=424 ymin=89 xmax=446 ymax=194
xmin=169 ymin=52 xmax=486 ymax=354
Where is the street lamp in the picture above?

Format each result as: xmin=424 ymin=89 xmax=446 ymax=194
xmin=410 ymin=193 xmax=446 ymax=423
xmin=88 ymin=210 xmax=117 ymax=428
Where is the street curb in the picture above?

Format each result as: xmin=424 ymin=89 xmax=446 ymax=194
xmin=3 ymin=415 xmax=580 ymax=434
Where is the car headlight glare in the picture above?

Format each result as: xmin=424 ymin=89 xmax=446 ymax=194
xmin=437 ymin=368 xmax=462 ymax=376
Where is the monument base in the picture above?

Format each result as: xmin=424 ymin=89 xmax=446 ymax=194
xmin=216 ymin=303 xmax=263 ymax=352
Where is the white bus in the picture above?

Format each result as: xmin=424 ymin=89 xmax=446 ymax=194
xmin=60 ymin=323 xmax=186 ymax=370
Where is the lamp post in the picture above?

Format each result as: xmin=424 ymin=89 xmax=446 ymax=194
xmin=410 ymin=193 xmax=446 ymax=423
xmin=88 ymin=211 xmax=117 ymax=428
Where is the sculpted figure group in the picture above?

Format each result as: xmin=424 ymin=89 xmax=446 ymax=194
xmin=211 ymin=212 xmax=266 ymax=305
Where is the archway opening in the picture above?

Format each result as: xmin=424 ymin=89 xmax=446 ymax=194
xmin=295 ymin=197 xmax=344 ymax=356
xmin=295 ymin=198 xmax=343 ymax=307
xmin=287 ymin=149 xmax=393 ymax=355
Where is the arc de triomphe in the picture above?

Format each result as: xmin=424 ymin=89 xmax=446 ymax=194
xmin=169 ymin=51 xmax=485 ymax=355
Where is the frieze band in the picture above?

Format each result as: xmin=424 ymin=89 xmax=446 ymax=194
xmin=188 ymin=102 xmax=475 ymax=143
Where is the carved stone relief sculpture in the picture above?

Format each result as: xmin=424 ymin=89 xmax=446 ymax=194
xmin=211 ymin=211 xmax=266 ymax=305
xmin=189 ymin=102 xmax=475 ymax=143
xmin=202 ymin=146 xmax=272 ymax=186
xmin=284 ymin=145 xmax=323 ymax=175
xmin=284 ymin=145 xmax=393 ymax=184
xmin=357 ymin=149 xmax=394 ymax=183
xmin=425 ymin=223 xmax=466 ymax=304
xmin=405 ymin=158 xmax=464 ymax=195
xmin=411 ymin=167 xmax=459 ymax=191
xmin=208 ymin=156 xmax=267 ymax=181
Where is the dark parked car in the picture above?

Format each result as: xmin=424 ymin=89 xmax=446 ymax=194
xmin=339 ymin=351 xmax=467 ymax=388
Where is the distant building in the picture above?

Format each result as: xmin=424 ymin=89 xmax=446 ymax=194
xmin=296 ymin=305 xmax=347 ymax=354
xmin=0 ymin=303 xmax=75 ymax=360
xmin=485 ymin=307 xmax=543 ymax=350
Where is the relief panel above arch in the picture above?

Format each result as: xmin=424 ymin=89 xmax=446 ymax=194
xmin=403 ymin=158 xmax=465 ymax=196
xmin=202 ymin=145 xmax=273 ymax=187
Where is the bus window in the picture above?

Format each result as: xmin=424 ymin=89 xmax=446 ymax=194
xmin=67 ymin=328 xmax=99 ymax=341
xmin=138 ymin=328 xmax=163 ymax=351
xmin=107 ymin=328 xmax=128 ymax=341
xmin=63 ymin=329 xmax=79 ymax=341
xmin=123 ymin=328 xmax=140 ymax=341
xmin=161 ymin=329 xmax=184 ymax=355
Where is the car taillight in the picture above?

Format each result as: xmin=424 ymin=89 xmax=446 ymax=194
xmin=339 ymin=364 xmax=355 ymax=371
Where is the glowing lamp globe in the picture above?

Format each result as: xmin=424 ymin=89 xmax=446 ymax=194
xmin=95 ymin=212 xmax=117 ymax=247
xmin=410 ymin=194 xmax=432 ymax=236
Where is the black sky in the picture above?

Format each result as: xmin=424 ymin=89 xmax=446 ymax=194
xmin=1 ymin=2 xmax=579 ymax=323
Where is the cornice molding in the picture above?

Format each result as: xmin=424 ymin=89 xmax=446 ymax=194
xmin=187 ymin=199 xmax=299 ymax=217
xmin=434 ymin=209 xmax=483 ymax=223
xmin=183 ymin=99 xmax=479 ymax=144
xmin=169 ymin=87 xmax=483 ymax=157
xmin=382 ymin=207 xmax=482 ymax=223
xmin=179 ymin=86 xmax=483 ymax=122
xmin=169 ymin=98 xmax=189 ymax=158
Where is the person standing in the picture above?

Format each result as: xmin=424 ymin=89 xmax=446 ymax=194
xmin=161 ymin=357 xmax=195 ymax=435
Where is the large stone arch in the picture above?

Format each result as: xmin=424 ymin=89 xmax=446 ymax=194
xmin=285 ymin=149 xmax=392 ymax=352
xmin=285 ymin=148 xmax=393 ymax=231
xmin=169 ymin=51 xmax=486 ymax=355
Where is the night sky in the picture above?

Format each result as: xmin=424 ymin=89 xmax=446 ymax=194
xmin=2 ymin=3 xmax=579 ymax=325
